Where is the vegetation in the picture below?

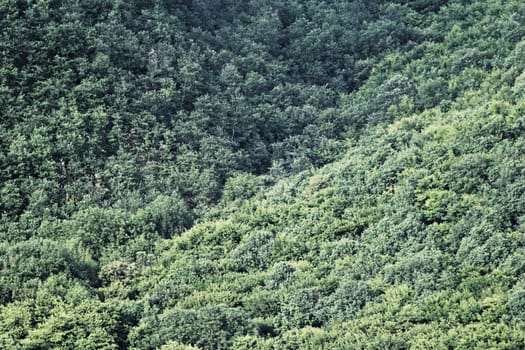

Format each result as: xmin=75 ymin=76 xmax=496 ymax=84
xmin=2 ymin=0 xmax=525 ymax=348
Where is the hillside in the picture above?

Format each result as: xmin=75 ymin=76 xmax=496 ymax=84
xmin=2 ymin=0 xmax=525 ymax=349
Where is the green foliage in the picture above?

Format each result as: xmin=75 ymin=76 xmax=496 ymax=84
xmin=129 ymin=305 xmax=256 ymax=350
xmin=230 ymin=230 xmax=275 ymax=271
xmin=137 ymin=192 xmax=193 ymax=238
xmin=222 ymin=173 xmax=265 ymax=202
xmin=159 ymin=341 xmax=201 ymax=350
xmin=506 ymin=282 xmax=525 ymax=323
xmin=3 ymin=0 xmax=525 ymax=349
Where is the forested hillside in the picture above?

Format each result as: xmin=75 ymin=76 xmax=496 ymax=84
xmin=2 ymin=0 xmax=525 ymax=349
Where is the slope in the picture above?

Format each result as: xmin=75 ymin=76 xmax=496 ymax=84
xmin=127 ymin=78 xmax=525 ymax=349
xmin=2 ymin=0 xmax=525 ymax=349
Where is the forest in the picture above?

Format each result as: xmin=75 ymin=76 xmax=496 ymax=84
xmin=2 ymin=0 xmax=525 ymax=348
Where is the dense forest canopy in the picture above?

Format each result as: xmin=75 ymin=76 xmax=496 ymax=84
xmin=2 ymin=0 xmax=525 ymax=349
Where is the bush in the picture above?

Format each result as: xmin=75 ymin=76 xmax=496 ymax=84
xmin=129 ymin=305 xmax=256 ymax=350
